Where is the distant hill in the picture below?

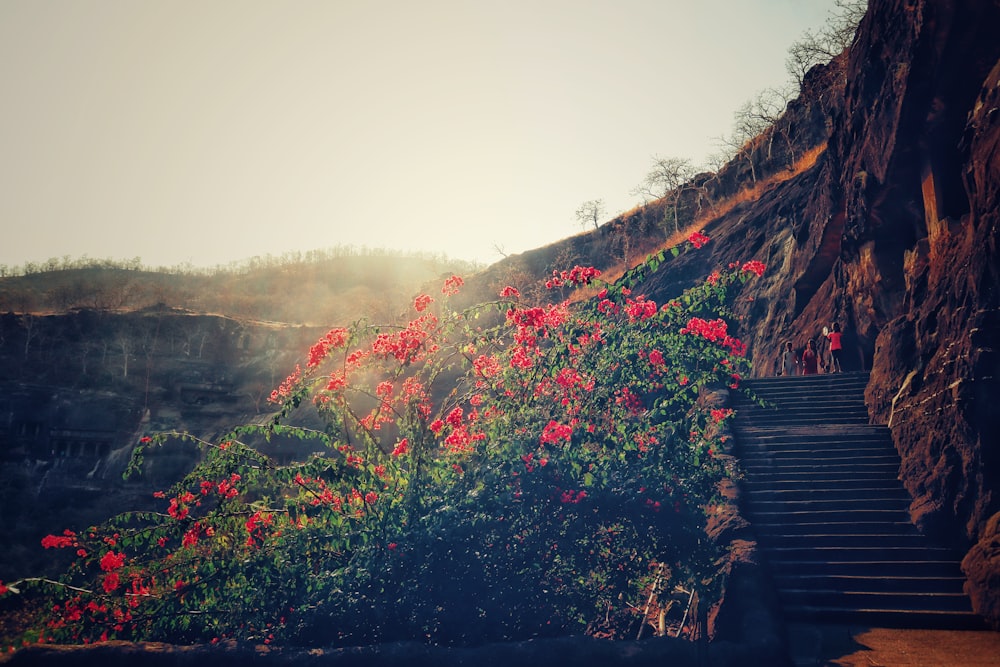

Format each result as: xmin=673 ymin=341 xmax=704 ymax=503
xmin=0 ymin=250 xmax=480 ymax=325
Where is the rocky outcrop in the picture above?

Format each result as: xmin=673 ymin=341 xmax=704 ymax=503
xmin=638 ymin=0 xmax=1000 ymax=628
xmin=841 ymin=0 xmax=1000 ymax=627
xmin=0 ymin=309 xmax=325 ymax=580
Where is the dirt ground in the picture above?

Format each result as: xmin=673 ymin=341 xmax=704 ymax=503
xmin=786 ymin=624 xmax=1000 ymax=666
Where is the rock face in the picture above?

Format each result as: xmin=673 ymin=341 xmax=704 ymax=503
xmin=0 ymin=309 xmax=325 ymax=580
xmin=468 ymin=0 xmax=1000 ymax=629
xmin=840 ymin=0 xmax=1000 ymax=627
xmin=598 ymin=0 xmax=1000 ymax=628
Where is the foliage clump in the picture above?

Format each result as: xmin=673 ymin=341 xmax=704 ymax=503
xmin=0 ymin=234 xmax=764 ymax=649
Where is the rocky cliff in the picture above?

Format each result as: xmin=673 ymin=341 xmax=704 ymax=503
xmin=639 ymin=0 xmax=1000 ymax=627
xmin=471 ymin=0 xmax=1000 ymax=630
xmin=0 ymin=308 xmax=325 ymax=580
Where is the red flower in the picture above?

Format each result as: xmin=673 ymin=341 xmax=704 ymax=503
xmin=182 ymin=524 xmax=201 ymax=548
xmin=740 ymin=260 xmax=766 ymax=277
xmin=549 ymin=265 xmax=602 ymax=288
xmin=392 ymin=438 xmax=409 ymax=457
xmin=429 ymin=419 xmax=445 ymax=435
xmin=413 ymin=294 xmax=434 ymax=312
xmin=688 ymin=231 xmax=710 ymax=248
xmin=0 ymin=582 xmax=8 ymax=596
xmin=99 ymin=551 xmax=126 ymax=572
xmin=442 ymin=275 xmax=464 ymax=296
xmin=648 ymin=349 xmax=665 ymax=366
xmin=680 ymin=317 xmax=746 ymax=356
xmin=499 ymin=285 xmax=520 ymax=298
xmin=102 ymin=572 xmax=120 ymax=594
xmin=307 ymin=328 xmax=349 ymax=368
xmin=445 ymin=406 xmax=464 ymax=428
xmin=41 ymin=531 xmax=77 ymax=549
xmin=625 ymin=296 xmax=657 ymax=322
xmin=326 ymin=371 xmax=347 ymax=392
xmin=559 ymin=489 xmax=588 ymax=504
xmin=540 ymin=420 xmax=573 ymax=446
xmin=711 ymin=408 xmax=734 ymax=423
xmin=473 ymin=354 xmax=502 ymax=378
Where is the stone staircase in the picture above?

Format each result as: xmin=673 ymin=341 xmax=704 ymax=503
xmin=732 ymin=371 xmax=985 ymax=629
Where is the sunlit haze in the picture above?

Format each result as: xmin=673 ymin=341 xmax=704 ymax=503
xmin=0 ymin=0 xmax=835 ymax=270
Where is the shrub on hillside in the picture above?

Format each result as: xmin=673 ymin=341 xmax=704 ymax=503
xmin=0 ymin=233 xmax=763 ymax=649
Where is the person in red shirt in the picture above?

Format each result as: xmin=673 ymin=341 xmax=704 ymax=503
xmin=826 ymin=322 xmax=843 ymax=372
xmin=801 ymin=339 xmax=819 ymax=375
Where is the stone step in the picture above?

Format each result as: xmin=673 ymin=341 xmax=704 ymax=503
xmin=735 ymin=403 xmax=868 ymax=413
xmin=748 ymin=509 xmax=916 ymax=524
xmin=739 ymin=389 xmax=871 ymax=405
xmin=738 ymin=433 xmax=892 ymax=447
xmin=734 ymin=371 xmax=983 ymax=630
xmin=774 ymin=574 xmax=968 ymax=595
xmin=739 ymin=447 xmax=901 ymax=462
xmin=741 ymin=457 xmax=900 ymax=469
xmin=741 ymin=460 xmax=901 ymax=475
xmin=757 ymin=533 xmax=931 ymax=548
xmin=742 ymin=478 xmax=905 ymax=493
xmin=736 ymin=426 xmax=890 ymax=439
xmin=747 ymin=497 xmax=911 ymax=514
xmin=738 ymin=439 xmax=893 ymax=453
xmin=742 ymin=463 xmax=900 ymax=478
xmin=779 ymin=606 xmax=987 ymax=630
xmin=746 ymin=486 xmax=910 ymax=502
xmin=752 ymin=520 xmax=919 ymax=536
xmin=770 ymin=559 xmax=966 ymax=578
xmin=743 ymin=371 xmax=870 ymax=389
xmin=735 ymin=414 xmax=871 ymax=426
xmin=778 ymin=588 xmax=975 ymax=613
xmin=763 ymin=546 xmax=959 ymax=562
xmin=734 ymin=398 xmax=868 ymax=409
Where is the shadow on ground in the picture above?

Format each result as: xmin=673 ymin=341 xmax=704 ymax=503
xmin=787 ymin=624 xmax=1000 ymax=666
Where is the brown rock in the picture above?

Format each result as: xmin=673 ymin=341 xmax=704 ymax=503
xmin=963 ymin=512 xmax=1000 ymax=630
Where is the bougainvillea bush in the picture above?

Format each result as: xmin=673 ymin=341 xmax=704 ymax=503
xmin=0 ymin=234 xmax=763 ymax=650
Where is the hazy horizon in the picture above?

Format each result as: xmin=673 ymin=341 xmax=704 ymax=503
xmin=1 ymin=0 xmax=835 ymax=271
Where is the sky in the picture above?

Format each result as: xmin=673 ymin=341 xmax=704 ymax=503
xmin=0 ymin=0 xmax=836 ymax=271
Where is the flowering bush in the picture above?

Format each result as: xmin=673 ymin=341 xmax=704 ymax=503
xmin=1 ymin=236 xmax=761 ymax=649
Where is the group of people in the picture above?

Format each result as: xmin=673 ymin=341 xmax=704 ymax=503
xmin=779 ymin=323 xmax=843 ymax=376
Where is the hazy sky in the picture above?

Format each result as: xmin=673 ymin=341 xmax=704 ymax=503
xmin=0 ymin=0 xmax=835 ymax=270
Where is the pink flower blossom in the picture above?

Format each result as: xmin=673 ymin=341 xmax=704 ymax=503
xmin=740 ymin=260 xmax=766 ymax=277
xmin=442 ymin=275 xmax=464 ymax=296
xmin=688 ymin=231 xmax=710 ymax=248
xmin=413 ymin=294 xmax=434 ymax=312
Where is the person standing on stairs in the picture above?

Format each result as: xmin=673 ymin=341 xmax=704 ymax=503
xmin=780 ymin=341 xmax=798 ymax=376
xmin=825 ymin=322 xmax=844 ymax=372
xmin=801 ymin=338 xmax=819 ymax=375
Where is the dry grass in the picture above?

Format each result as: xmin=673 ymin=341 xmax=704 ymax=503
xmin=574 ymin=143 xmax=828 ymax=298
xmin=690 ymin=143 xmax=827 ymax=230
